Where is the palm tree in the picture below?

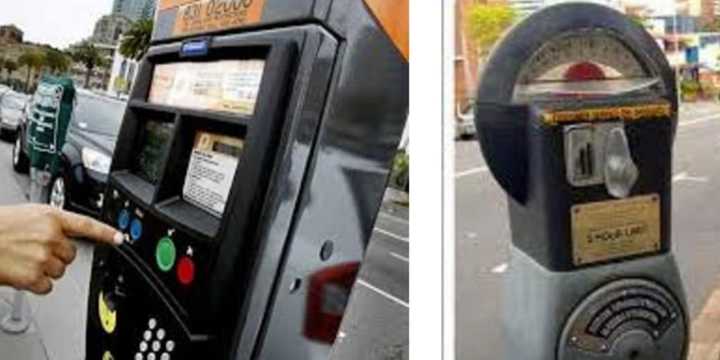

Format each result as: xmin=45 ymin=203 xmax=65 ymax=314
xmin=18 ymin=51 xmax=45 ymax=92
xmin=43 ymin=49 xmax=71 ymax=75
xmin=71 ymin=41 xmax=104 ymax=88
xmin=120 ymin=19 xmax=153 ymax=60
xmin=3 ymin=59 xmax=18 ymax=83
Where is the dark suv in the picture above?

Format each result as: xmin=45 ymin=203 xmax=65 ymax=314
xmin=13 ymin=91 xmax=126 ymax=217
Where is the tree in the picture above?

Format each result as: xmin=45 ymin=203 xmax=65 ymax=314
xmin=120 ymin=19 xmax=153 ymax=60
xmin=703 ymin=18 xmax=720 ymax=32
xmin=71 ymin=41 xmax=104 ymax=88
xmin=2 ymin=59 xmax=18 ymax=83
xmin=18 ymin=51 xmax=45 ymax=92
xmin=628 ymin=14 xmax=647 ymax=28
xmin=465 ymin=4 xmax=516 ymax=57
xmin=43 ymin=49 xmax=71 ymax=75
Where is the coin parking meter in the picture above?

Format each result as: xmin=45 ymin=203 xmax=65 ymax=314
xmin=475 ymin=4 xmax=687 ymax=360
xmin=85 ymin=1 xmax=407 ymax=360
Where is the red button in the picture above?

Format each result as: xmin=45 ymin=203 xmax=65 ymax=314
xmin=177 ymin=257 xmax=195 ymax=285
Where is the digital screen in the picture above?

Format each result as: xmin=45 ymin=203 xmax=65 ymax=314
xmin=133 ymin=121 xmax=175 ymax=184
xmin=148 ymin=60 xmax=265 ymax=116
xmin=182 ymin=131 xmax=244 ymax=217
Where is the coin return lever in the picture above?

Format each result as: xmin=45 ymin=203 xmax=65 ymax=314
xmin=565 ymin=123 xmax=639 ymax=198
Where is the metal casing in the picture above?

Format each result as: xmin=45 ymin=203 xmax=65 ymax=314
xmin=86 ymin=1 xmax=408 ymax=360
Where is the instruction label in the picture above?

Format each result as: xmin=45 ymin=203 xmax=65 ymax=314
xmin=571 ymin=194 xmax=661 ymax=266
xmin=183 ymin=132 xmax=244 ymax=217
xmin=149 ymin=60 xmax=265 ymax=116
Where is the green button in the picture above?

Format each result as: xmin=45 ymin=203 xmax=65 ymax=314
xmin=156 ymin=237 xmax=176 ymax=272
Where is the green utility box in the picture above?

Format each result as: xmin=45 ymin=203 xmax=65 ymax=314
xmin=27 ymin=76 xmax=75 ymax=174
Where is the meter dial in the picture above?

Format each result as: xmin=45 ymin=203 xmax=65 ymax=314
xmin=513 ymin=31 xmax=662 ymax=102
xmin=558 ymin=279 xmax=686 ymax=360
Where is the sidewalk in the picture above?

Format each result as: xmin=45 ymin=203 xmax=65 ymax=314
xmin=689 ymin=282 xmax=720 ymax=360
xmin=0 ymin=241 xmax=94 ymax=360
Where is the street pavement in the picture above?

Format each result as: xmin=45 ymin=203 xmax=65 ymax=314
xmin=332 ymin=196 xmax=409 ymax=360
xmin=0 ymin=138 xmax=409 ymax=360
xmin=455 ymin=101 xmax=720 ymax=359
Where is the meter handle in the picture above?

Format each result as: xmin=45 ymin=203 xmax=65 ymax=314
xmin=604 ymin=127 xmax=639 ymax=198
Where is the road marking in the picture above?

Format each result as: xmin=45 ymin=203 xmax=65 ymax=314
xmin=491 ymin=263 xmax=508 ymax=274
xmin=357 ymin=279 xmax=409 ymax=308
xmin=389 ymin=252 xmax=409 ymax=262
xmin=455 ymin=166 xmax=489 ymax=179
xmin=374 ymin=227 xmax=408 ymax=243
xmin=673 ymin=172 xmax=708 ymax=183
xmin=678 ymin=113 xmax=720 ymax=128
xmin=379 ymin=212 xmax=408 ymax=225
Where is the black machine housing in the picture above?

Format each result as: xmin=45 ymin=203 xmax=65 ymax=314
xmin=86 ymin=1 xmax=408 ymax=360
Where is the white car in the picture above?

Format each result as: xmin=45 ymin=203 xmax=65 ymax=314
xmin=455 ymin=101 xmax=476 ymax=140
xmin=0 ymin=92 xmax=28 ymax=140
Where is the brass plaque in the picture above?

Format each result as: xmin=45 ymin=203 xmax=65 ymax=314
xmin=571 ymin=194 xmax=660 ymax=266
xmin=171 ymin=0 xmax=266 ymax=37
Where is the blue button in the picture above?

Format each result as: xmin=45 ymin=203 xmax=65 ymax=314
xmin=130 ymin=219 xmax=143 ymax=241
xmin=118 ymin=209 xmax=130 ymax=230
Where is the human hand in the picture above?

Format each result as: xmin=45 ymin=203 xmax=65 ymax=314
xmin=0 ymin=204 xmax=122 ymax=294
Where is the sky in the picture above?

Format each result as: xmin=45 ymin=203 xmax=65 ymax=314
xmin=0 ymin=1 xmax=113 ymax=49
xmin=0 ymin=0 xmax=691 ymax=50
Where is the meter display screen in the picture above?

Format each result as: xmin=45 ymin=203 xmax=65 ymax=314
xmin=148 ymin=59 xmax=265 ymax=116
xmin=513 ymin=32 xmax=660 ymax=102
xmin=133 ymin=120 xmax=175 ymax=184
xmin=182 ymin=131 xmax=244 ymax=217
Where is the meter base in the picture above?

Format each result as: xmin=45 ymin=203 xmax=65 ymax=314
xmin=0 ymin=316 xmax=30 ymax=334
xmin=504 ymin=247 xmax=688 ymax=360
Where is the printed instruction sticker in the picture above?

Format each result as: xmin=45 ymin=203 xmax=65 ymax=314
xmin=149 ymin=60 xmax=265 ymax=116
xmin=571 ymin=194 xmax=661 ymax=266
xmin=183 ymin=131 xmax=244 ymax=217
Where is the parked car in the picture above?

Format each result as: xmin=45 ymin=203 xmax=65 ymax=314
xmin=13 ymin=90 xmax=126 ymax=217
xmin=455 ymin=99 xmax=476 ymax=140
xmin=0 ymin=91 xmax=29 ymax=140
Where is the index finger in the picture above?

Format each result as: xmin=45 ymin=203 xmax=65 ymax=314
xmin=55 ymin=210 xmax=123 ymax=246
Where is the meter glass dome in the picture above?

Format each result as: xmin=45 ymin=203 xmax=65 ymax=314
xmin=512 ymin=31 xmax=663 ymax=103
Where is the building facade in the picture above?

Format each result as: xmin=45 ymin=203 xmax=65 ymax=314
xmin=0 ymin=25 xmax=23 ymax=45
xmin=107 ymin=41 xmax=139 ymax=97
xmin=508 ymin=0 xmax=622 ymax=17
xmin=92 ymin=14 xmax=133 ymax=46
xmin=112 ymin=0 xmax=157 ymax=22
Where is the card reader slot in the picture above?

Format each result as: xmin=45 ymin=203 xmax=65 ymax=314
xmin=111 ymin=171 xmax=156 ymax=206
xmin=155 ymin=198 xmax=220 ymax=239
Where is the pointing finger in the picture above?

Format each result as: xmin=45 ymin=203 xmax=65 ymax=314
xmin=55 ymin=210 xmax=122 ymax=246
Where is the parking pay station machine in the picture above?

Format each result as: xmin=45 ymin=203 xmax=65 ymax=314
xmin=85 ymin=1 xmax=408 ymax=359
xmin=475 ymin=3 xmax=687 ymax=360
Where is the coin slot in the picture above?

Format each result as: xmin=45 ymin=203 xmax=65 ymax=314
xmin=565 ymin=124 xmax=603 ymax=186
